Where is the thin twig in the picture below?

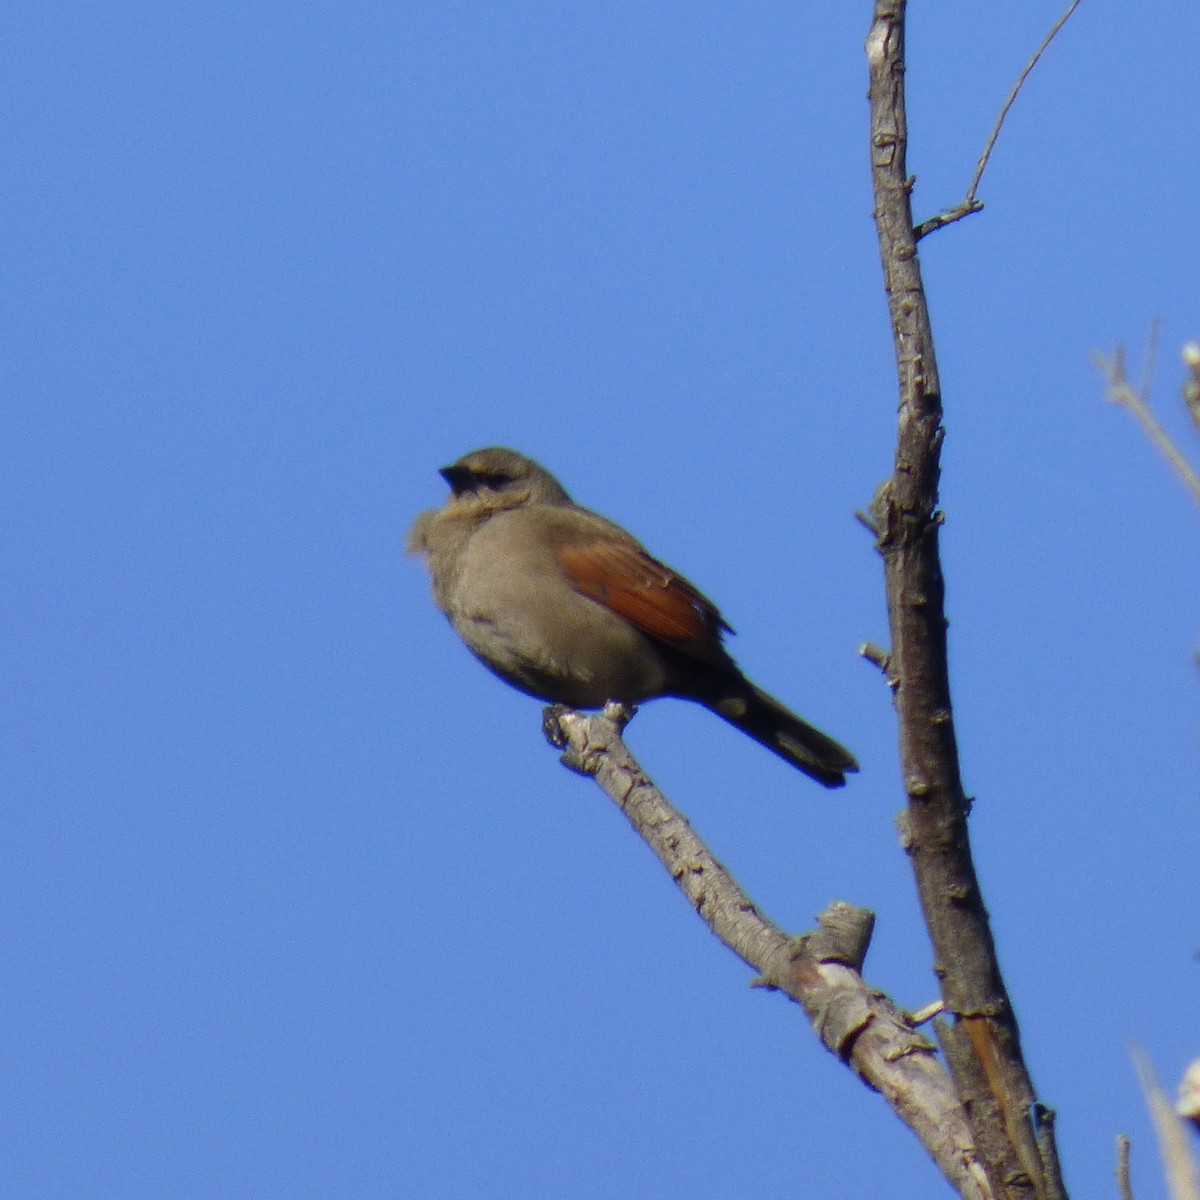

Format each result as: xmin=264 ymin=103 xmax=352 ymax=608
xmin=909 ymin=998 xmax=946 ymax=1026
xmin=858 ymin=641 xmax=893 ymax=675
xmin=916 ymin=0 xmax=1084 ymax=240
xmin=1116 ymin=1133 xmax=1134 ymax=1200
xmin=963 ymin=0 xmax=1083 ymax=206
xmin=1094 ymin=336 xmax=1200 ymax=509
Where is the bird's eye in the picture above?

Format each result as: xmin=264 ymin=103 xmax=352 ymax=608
xmin=476 ymin=471 xmax=516 ymax=490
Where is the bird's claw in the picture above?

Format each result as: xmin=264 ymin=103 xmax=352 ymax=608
xmin=541 ymin=704 xmax=573 ymax=748
xmin=602 ymin=700 xmax=636 ymax=731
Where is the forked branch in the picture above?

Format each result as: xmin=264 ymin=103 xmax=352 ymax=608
xmin=551 ymin=703 xmax=993 ymax=1200
xmin=1094 ymin=330 xmax=1200 ymax=509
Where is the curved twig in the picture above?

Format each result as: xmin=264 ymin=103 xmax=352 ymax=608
xmin=915 ymin=0 xmax=1084 ymax=240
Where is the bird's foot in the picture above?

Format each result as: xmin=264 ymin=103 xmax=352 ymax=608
xmin=601 ymin=700 xmax=636 ymax=731
xmin=541 ymin=704 xmax=573 ymax=748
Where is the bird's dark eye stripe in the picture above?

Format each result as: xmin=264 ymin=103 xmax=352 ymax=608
xmin=475 ymin=471 xmax=516 ymax=489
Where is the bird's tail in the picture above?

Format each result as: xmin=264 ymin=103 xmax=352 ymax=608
xmin=707 ymin=685 xmax=858 ymax=787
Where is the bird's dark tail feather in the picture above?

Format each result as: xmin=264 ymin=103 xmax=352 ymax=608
xmin=708 ymin=685 xmax=858 ymax=787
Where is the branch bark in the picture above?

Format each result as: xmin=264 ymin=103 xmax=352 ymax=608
xmin=550 ymin=703 xmax=995 ymax=1200
xmin=866 ymin=5 xmax=1067 ymax=1199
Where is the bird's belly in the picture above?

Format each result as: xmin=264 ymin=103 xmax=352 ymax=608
xmin=449 ymin=577 xmax=668 ymax=708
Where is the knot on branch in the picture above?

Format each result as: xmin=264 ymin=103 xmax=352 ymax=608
xmin=807 ymin=901 xmax=877 ymax=971
xmin=544 ymin=702 xmax=635 ymax=777
xmin=811 ymin=988 xmax=878 ymax=1062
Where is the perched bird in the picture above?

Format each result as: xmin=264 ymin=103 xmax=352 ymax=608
xmin=408 ymin=447 xmax=858 ymax=787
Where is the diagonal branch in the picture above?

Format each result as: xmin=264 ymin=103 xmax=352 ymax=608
xmin=1132 ymin=1047 xmax=1200 ymax=1200
xmin=866 ymin=4 xmax=1067 ymax=1199
xmin=550 ymin=703 xmax=994 ymax=1200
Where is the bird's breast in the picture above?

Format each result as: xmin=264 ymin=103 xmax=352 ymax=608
xmin=446 ymin=512 xmax=671 ymax=707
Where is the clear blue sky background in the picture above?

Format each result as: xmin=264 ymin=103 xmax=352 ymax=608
xmin=5 ymin=3 xmax=1197 ymax=1197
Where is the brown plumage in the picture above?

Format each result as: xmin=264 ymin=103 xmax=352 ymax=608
xmin=408 ymin=447 xmax=858 ymax=787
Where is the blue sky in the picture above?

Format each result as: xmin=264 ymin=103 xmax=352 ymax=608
xmin=4 ymin=3 xmax=1198 ymax=1197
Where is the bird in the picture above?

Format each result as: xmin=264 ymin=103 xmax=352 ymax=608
xmin=407 ymin=447 xmax=858 ymax=787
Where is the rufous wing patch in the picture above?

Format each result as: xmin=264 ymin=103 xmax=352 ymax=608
xmin=559 ymin=539 xmax=732 ymax=660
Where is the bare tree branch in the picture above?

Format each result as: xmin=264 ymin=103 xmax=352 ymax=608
xmin=1132 ymin=1048 xmax=1200 ymax=1200
xmin=1095 ymin=332 xmax=1200 ymax=509
xmin=915 ymin=0 xmax=1084 ymax=240
xmin=549 ymin=703 xmax=995 ymax=1200
xmin=1116 ymin=1133 xmax=1134 ymax=1200
xmin=866 ymin=5 xmax=1067 ymax=1199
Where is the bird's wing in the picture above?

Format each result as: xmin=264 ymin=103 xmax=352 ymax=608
xmin=558 ymin=537 xmax=734 ymax=663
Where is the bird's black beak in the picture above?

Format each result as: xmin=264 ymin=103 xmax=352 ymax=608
xmin=439 ymin=463 xmax=475 ymax=495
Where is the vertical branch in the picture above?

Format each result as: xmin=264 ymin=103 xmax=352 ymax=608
xmin=865 ymin=5 xmax=1067 ymax=1199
